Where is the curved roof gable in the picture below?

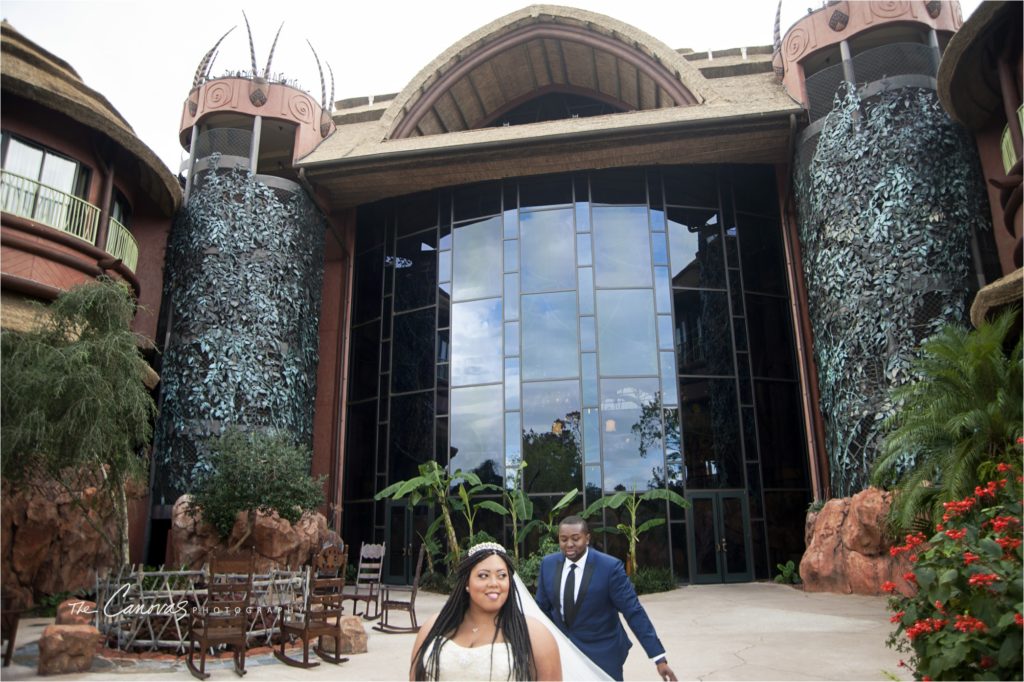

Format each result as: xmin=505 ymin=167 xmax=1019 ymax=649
xmin=1 ymin=21 xmax=181 ymax=215
xmin=381 ymin=5 xmax=719 ymax=140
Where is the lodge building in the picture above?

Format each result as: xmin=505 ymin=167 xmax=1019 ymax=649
xmin=2 ymin=1 xmax=1020 ymax=587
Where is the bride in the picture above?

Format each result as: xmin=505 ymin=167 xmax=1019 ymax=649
xmin=409 ymin=542 xmax=611 ymax=681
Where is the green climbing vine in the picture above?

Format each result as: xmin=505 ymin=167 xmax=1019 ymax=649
xmin=154 ymin=162 xmax=326 ymax=498
xmin=795 ymin=84 xmax=990 ymax=497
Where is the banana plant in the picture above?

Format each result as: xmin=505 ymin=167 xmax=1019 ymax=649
xmin=375 ymin=461 xmax=468 ymax=566
xmin=450 ymin=475 xmax=502 ymax=540
xmin=582 ymin=486 xmax=689 ymax=575
xmin=481 ymin=461 xmax=581 ymax=561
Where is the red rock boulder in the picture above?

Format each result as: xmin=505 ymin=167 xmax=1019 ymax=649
xmin=170 ymin=495 xmax=329 ymax=570
xmin=800 ymin=487 xmax=914 ymax=596
xmin=37 ymin=624 xmax=99 ymax=675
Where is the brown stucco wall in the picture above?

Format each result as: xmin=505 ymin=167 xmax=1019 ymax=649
xmin=311 ymin=209 xmax=356 ymax=527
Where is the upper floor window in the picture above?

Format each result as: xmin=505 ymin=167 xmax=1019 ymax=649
xmin=1 ymin=132 xmax=94 ymax=240
xmin=112 ymin=190 xmax=132 ymax=228
xmin=1 ymin=133 xmax=89 ymax=198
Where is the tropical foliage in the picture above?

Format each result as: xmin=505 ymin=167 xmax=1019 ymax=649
xmin=871 ymin=309 xmax=1022 ymax=531
xmin=375 ymin=461 xmax=471 ymax=568
xmin=1 ymin=277 xmax=155 ymax=566
xmin=883 ymin=458 xmax=1022 ymax=680
xmin=582 ymin=486 xmax=689 ymax=575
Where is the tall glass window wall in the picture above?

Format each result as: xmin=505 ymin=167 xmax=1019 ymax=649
xmin=344 ymin=166 xmax=811 ymax=582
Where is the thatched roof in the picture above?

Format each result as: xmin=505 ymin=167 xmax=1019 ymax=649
xmin=1 ymin=21 xmax=181 ymax=215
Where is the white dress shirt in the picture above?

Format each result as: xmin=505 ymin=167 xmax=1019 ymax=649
xmin=559 ymin=549 xmax=589 ymax=619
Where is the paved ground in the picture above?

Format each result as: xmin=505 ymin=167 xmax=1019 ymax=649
xmin=3 ymin=582 xmax=909 ymax=681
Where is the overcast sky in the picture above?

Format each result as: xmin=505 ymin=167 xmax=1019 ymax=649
xmin=2 ymin=0 xmax=983 ymax=174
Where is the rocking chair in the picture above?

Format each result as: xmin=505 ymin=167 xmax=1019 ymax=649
xmin=185 ymin=548 xmax=255 ymax=680
xmin=373 ymin=544 xmax=426 ymax=633
xmin=341 ymin=542 xmax=385 ymax=620
xmin=274 ymin=545 xmax=349 ymax=668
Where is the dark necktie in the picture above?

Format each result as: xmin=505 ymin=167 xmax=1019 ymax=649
xmin=563 ymin=563 xmax=577 ymax=627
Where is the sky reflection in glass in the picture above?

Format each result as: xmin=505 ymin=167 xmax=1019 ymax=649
xmin=451 ymin=298 xmax=502 ymax=386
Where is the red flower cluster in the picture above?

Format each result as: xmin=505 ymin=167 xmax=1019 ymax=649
xmin=903 ymin=571 xmax=917 ymax=584
xmin=889 ymin=532 xmax=927 ymax=557
xmin=942 ymin=497 xmax=977 ymax=522
xmin=974 ymin=479 xmax=1008 ymax=499
xmin=996 ymin=462 xmax=1013 ymax=472
xmin=890 ymin=610 xmax=905 ymax=623
xmin=881 ymin=580 xmax=898 ymax=593
xmin=1015 ymin=613 xmax=1023 ymax=627
xmin=953 ymin=614 xmax=987 ymax=633
xmin=944 ymin=528 xmax=967 ymax=541
xmin=967 ymin=573 xmax=1000 ymax=588
xmin=906 ymin=617 xmax=947 ymax=640
xmin=996 ymin=536 xmax=1022 ymax=554
xmin=988 ymin=515 xmax=1020 ymax=534
xmin=962 ymin=551 xmax=980 ymax=566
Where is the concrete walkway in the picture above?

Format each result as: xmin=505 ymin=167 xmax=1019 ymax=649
xmin=3 ymin=583 xmax=909 ymax=681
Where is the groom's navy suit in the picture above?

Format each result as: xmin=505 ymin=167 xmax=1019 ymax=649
xmin=535 ymin=548 xmax=665 ymax=680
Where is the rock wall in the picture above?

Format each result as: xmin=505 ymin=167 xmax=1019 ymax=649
xmin=1 ymin=482 xmax=121 ymax=608
xmin=800 ymin=487 xmax=915 ymax=596
xmin=170 ymin=495 xmax=333 ymax=571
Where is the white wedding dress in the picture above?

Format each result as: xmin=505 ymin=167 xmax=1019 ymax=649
xmin=514 ymin=574 xmax=612 ymax=681
xmin=430 ymin=639 xmax=514 ymax=681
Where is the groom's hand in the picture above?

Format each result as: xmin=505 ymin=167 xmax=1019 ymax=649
xmin=656 ymin=659 xmax=677 ymax=681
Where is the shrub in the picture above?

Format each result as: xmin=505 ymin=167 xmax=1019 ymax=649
xmin=871 ymin=309 xmax=1022 ymax=533
xmin=188 ymin=428 xmax=324 ymax=548
xmin=882 ymin=456 xmax=1022 ymax=680
xmin=516 ymin=536 xmax=559 ymax=591
xmin=774 ymin=560 xmax=802 ymax=585
xmin=631 ymin=567 xmax=677 ymax=595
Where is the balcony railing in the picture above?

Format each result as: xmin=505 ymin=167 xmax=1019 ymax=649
xmin=1 ymin=169 xmax=138 ymax=273
xmin=106 ymin=217 xmax=139 ymax=272
xmin=1 ymin=170 xmax=100 ymax=243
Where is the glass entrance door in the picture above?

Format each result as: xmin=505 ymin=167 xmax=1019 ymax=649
xmin=384 ymin=502 xmax=432 ymax=584
xmin=686 ymin=491 xmax=752 ymax=583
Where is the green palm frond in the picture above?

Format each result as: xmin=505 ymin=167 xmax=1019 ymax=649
xmin=871 ymin=308 xmax=1022 ymax=532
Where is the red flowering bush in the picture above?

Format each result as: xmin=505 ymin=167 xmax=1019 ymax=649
xmin=884 ymin=458 xmax=1023 ymax=680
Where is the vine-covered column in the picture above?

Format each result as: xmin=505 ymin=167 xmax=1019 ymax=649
xmin=153 ymin=164 xmax=326 ymax=500
xmin=794 ymin=85 xmax=990 ymax=497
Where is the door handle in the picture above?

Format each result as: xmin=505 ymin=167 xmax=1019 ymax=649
xmin=720 ymin=537 xmax=727 ymax=553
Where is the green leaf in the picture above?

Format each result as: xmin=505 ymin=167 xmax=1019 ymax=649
xmin=637 ymin=518 xmax=666 ymax=534
xmin=938 ymin=568 xmax=959 ymax=585
xmin=915 ymin=567 xmax=936 ymax=590
xmin=476 ymin=500 xmax=508 ymax=516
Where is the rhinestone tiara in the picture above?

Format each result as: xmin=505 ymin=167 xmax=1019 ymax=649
xmin=467 ymin=541 xmax=507 ymax=556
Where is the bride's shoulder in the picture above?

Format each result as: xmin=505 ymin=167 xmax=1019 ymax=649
xmin=525 ymin=615 xmax=557 ymax=644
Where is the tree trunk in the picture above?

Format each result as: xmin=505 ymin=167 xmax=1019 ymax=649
xmin=229 ymin=511 xmax=255 ymax=552
xmin=114 ymin=480 xmax=130 ymax=567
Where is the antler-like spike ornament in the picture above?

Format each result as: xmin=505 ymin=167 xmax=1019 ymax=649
xmin=192 ymin=27 xmax=235 ymax=88
xmin=242 ymin=11 xmax=258 ymax=76
xmin=264 ymin=22 xmax=284 ymax=79
xmin=327 ymin=62 xmax=335 ymax=112
xmin=307 ymin=40 xmax=327 ymax=109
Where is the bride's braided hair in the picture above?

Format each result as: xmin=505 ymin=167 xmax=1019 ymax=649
xmin=413 ymin=544 xmax=536 ymax=681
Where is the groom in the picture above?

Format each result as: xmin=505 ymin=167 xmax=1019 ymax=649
xmin=535 ymin=515 xmax=678 ymax=681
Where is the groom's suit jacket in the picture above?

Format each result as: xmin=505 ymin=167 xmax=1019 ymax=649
xmin=535 ymin=548 xmax=665 ymax=680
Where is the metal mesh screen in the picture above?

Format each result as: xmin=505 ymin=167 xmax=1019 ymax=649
xmin=852 ymin=42 xmax=936 ymax=84
xmin=805 ymin=62 xmax=846 ymax=123
xmin=194 ymin=128 xmax=253 ymax=158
